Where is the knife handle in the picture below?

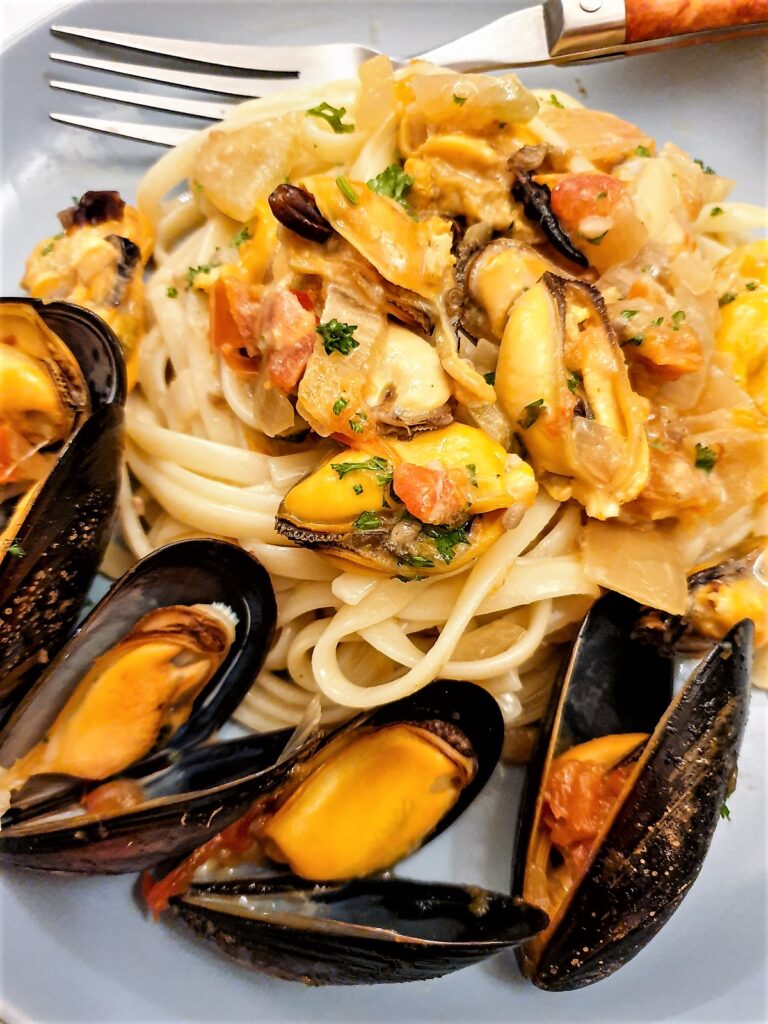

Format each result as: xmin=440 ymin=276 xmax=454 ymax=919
xmin=625 ymin=0 xmax=768 ymax=44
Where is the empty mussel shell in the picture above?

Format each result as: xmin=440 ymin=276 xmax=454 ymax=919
xmin=0 ymin=298 xmax=126 ymax=702
xmin=172 ymin=875 xmax=549 ymax=985
xmin=514 ymin=593 xmax=752 ymax=990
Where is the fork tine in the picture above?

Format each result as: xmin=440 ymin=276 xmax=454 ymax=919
xmin=49 ymin=80 xmax=231 ymax=120
xmin=51 ymin=24 xmax=307 ymax=75
xmin=50 ymin=112 xmax=195 ymax=147
xmin=49 ymin=52 xmax=297 ymax=98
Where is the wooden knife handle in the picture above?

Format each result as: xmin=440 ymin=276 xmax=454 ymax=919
xmin=625 ymin=0 xmax=768 ymax=43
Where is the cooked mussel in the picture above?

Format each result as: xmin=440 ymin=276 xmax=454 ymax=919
xmin=633 ymin=539 xmax=767 ymax=654
xmin=0 ymin=539 xmax=278 ymax=871
xmin=276 ymin=422 xmax=537 ymax=578
xmin=514 ymin=593 xmax=752 ymax=990
xmin=495 ymin=273 xmax=649 ymax=519
xmin=144 ymin=680 xmax=548 ymax=983
xmin=172 ymin=876 xmax=548 ymax=985
xmin=0 ymin=298 xmax=125 ymax=701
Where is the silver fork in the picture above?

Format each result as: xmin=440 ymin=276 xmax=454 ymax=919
xmin=49 ymin=0 xmax=768 ymax=146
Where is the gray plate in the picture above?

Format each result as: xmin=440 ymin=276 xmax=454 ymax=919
xmin=1 ymin=3 xmax=766 ymax=1021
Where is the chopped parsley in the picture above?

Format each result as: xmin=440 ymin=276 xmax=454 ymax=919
xmin=671 ymin=310 xmax=686 ymax=330
xmin=452 ymin=94 xmax=467 ymax=106
xmin=53 ymin=232 xmax=65 ymax=240
xmin=306 ymin=101 xmax=355 ymax=134
xmin=649 ymin=438 xmax=669 ymax=451
xmin=518 ymin=398 xmax=546 ymax=429
xmin=332 ymin=396 xmax=349 ymax=415
xmin=619 ymin=309 xmax=639 ymax=321
xmin=483 ymin=371 xmax=496 ymax=386
xmin=720 ymin=802 xmax=731 ymax=820
xmin=709 ymin=206 xmax=724 ymax=217
xmin=348 ymin=411 xmax=367 ymax=434
xmin=650 ymin=316 xmax=664 ymax=327
xmin=395 ymin=573 xmax=427 ymax=582
xmin=335 ymin=175 xmax=359 ymax=204
xmin=331 ymin=456 xmax=390 ymax=480
xmin=583 ymin=230 xmax=608 ymax=245
xmin=230 ymin=225 xmax=251 ymax=247
xmin=316 ymin=319 xmax=359 ymax=355
xmin=466 ymin=463 xmax=478 ymax=488
xmin=354 ymin=510 xmax=383 ymax=531
xmin=166 ymin=286 xmax=178 ymax=299
xmin=566 ymin=370 xmax=583 ymax=393
xmin=694 ymin=443 xmax=717 ymax=474
xmin=719 ymin=293 xmax=737 ymax=307
xmin=596 ymin=191 xmax=608 ymax=200
xmin=421 ymin=523 xmax=470 ymax=564
xmin=635 ymin=145 xmax=652 ymax=158
xmin=352 ymin=483 xmax=363 ymax=496
xmin=187 ymin=264 xmax=212 ymax=286
xmin=41 ymin=242 xmax=55 ymax=256
xmin=367 ymin=164 xmax=414 ymax=208
xmin=548 ymin=94 xmax=564 ymax=108
xmin=7 ymin=541 xmax=25 ymax=557
xmin=624 ymin=335 xmax=644 ymax=347
xmin=746 ymin=281 xmax=759 ymax=291
xmin=694 ymin=158 xmax=716 ymax=175
xmin=194 ymin=181 xmax=206 ymax=192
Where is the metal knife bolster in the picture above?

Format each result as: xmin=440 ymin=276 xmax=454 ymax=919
xmin=546 ymin=0 xmax=627 ymax=58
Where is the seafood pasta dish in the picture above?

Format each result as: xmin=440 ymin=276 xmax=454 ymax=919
xmin=0 ymin=56 xmax=765 ymax=990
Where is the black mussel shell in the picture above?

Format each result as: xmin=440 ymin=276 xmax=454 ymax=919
xmin=0 ymin=539 xmax=278 ymax=872
xmin=173 ymin=875 xmax=549 ymax=985
xmin=0 ymin=298 xmax=126 ymax=702
xmin=514 ymin=593 xmax=752 ymax=990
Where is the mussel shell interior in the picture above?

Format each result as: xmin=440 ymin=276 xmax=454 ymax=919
xmin=174 ymin=876 xmax=549 ymax=985
xmin=0 ymin=539 xmax=277 ymax=772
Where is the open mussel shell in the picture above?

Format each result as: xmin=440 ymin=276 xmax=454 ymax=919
xmin=0 ymin=298 xmax=126 ymax=702
xmin=0 ymin=539 xmax=278 ymax=872
xmin=172 ymin=875 xmax=549 ymax=985
xmin=514 ymin=593 xmax=752 ymax=990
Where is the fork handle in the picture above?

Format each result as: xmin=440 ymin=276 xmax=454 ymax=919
xmin=625 ymin=0 xmax=768 ymax=43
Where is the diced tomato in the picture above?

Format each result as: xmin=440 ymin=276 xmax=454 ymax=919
xmin=550 ymin=174 xmax=628 ymax=230
xmin=541 ymin=757 xmax=632 ymax=851
xmin=143 ymin=800 xmax=268 ymax=917
xmin=392 ymin=462 xmax=470 ymax=526
xmin=630 ymin=325 xmax=704 ymax=381
xmin=290 ymin=289 xmax=316 ymax=313
xmin=208 ymin=278 xmax=261 ymax=374
xmin=266 ymin=334 xmax=316 ymax=393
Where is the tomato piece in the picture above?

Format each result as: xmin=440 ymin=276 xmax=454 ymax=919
xmin=550 ymin=174 xmax=627 ymax=229
xmin=208 ymin=279 xmax=261 ymax=374
xmin=631 ymin=325 xmax=704 ymax=381
xmin=541 ymin=757 xmax=632 ymax=851
xmin=290 ymin=289 xmax=316 ymax=313
xmin=266 ymin=334 xmax=316 ymax=393
xmin=392 ymin=463 xmax=470 ymax=526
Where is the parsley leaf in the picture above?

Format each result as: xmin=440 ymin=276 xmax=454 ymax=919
xmin=41 ymin=242 xmax=55 ymax=256
xmin=420 ymin=523 xmax=470 ymax=564
xmin=187 ymin=264 xmax=212 ymax=286
xmin=331 ymin=456 xmax=390 ymax=480
xmin=694 ymin=443 xmax=717 ymax=473
xmin=718 ymin=293 xmax=737 ymax=307
xmin=367 ymin=164 xmax=414 ymax=208
xmin=671 ymin=310 xmax=686 ymax=330
xmin=354 ymin=510 xmax=383 ymax=531
xmin=306 ymin=101 xmax=355 ymax=134
xmin=316 ymin=319 xmax=359 ymax=355
xmin=694 ymin=158 xmax=716 ymax=175
xmin=596 ymin=190 xmax=608 ymax=200
xmin=549 ymin=94 xmax=564 ymax=108
xmin=746 ymin=281 xmax=759 ymax=291
xmin=401 ymin=554 xmax=435 ymax=569
xmin=7 ymin=541 xmax=25 ymax=557
xmin=566 ymin=371 xmax=583 ymax=393
xmin=452 ymin=94 xmax=467 ymax=106
xmin=710 ymin=206 xmax=724 ymax=217
xmin=466 ymin=463 xmax=478 ymax=488
xmin=332 ymin=396 xmax=349 ymax=415
xmin=620 ymin=309 xmax=639 ymax=321
xmin=518 ymin=398 xmax=546 ymax=429
xmin=353 ymin=483 xmax=363 ymax=495
xmin=230 ymin=226 xmax=251 ymax=247
xmin=348 ymin=411 xmax=367 ymax=434
xmin=483 ymin=371 xmax=496 ymax=386
xmin=624 ymin=335 xmax=644 ymax=347
xmin=635 ymin=145 xmax=652 ymax=158
xmin=720 ymin=802 xmax=731 ymax=820
xmin=166 ymin=286 xmax=178 ymax=299
xmin=335 ymin=176 xmax=359 ymax=204
xmin=583 ymin=230 xmax=608 ymax=245
xmin=650 ymin=316 xmax=664 ymax=327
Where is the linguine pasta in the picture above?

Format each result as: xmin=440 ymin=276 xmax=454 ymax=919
xmin=22 ymin=60 xmax=768 ymax=738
